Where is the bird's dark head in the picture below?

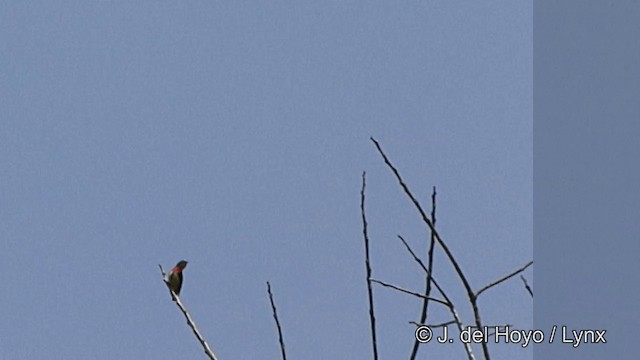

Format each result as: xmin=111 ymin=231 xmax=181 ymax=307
xmin=176 ymin=260 xmax=188 ymax=269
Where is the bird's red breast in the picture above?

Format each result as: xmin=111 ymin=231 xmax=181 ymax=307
xmin=166 ymin=260 xmax=188 ymax=296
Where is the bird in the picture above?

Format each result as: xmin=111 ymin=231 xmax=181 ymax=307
xmin=166 ymin=260 xmax=188 ymax=296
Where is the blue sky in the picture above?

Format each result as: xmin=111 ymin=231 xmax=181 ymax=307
xmin=1 ymin=2 xmax=531 ymax=359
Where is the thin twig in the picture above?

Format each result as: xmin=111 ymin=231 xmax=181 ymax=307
xmin=475 ymin=261 xmax=534 ymax=298
xmin=266 ymin=282 xmax=287 ymax=360
xmin=370 ymin=278 xmax=451 ymax=308
xmin=451 ymin=307 xmax=475 ymax=360
xmin=395 ymin=234 xmax=474 ymax=360
xmin=410 ymin=320 xmax=456 ymax=329
xmin=520 ymin=275 xmax=533 ymax=298
xmin=360 ymin=172 xmax=379 ymax=360
xmin=371 ymin=137 xmax=488 ymax=359
xmin=396 ymin=235 xmax=447 ymax=302
xmin=470 ymin=323 xmax=512 ymax=329
xmin=410 ymin=186 xmax=437 ymax=360
xmin=159 ymin=265 xmax=218 ymax=360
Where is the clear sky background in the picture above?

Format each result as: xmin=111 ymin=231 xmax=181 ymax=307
xmin=1 ymin=2 xmax=532 ymax=359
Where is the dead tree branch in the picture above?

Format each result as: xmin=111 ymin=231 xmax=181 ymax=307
xmin=370 ymin=278 xmax=451 ymax=308
xmin=520 ymin=275 xmax=533 ymax=298
xmin=395 ymin=235 xmax=475 ymax=360
xmin=396 ymin=235 xmax=448 ymax=303
xmin=266 ymin=281 xmax=287 ymax=360
xmin=475 ymin=261 xmax=534 ymax=298
xmin=360 ymin=172 xmax=379 ymax=360
xmin=159 ymin=264 xmax=218 ymax=360
xmin=370 ymin=137 xmax=489 ymax=359
xmin=410 ymin=320 xmax=457 ymax=329
xmin=409 ymin=186 xmax=438 ymax=360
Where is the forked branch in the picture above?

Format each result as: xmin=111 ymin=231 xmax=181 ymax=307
xmin=370 ymin=137 xmax=490 ymax=359
xmin=475 ymin=261 xmax=534 ymax=298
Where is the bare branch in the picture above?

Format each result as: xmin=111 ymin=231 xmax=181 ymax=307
xmin=370 ymin=278 xmax=451 ymax=308
xmin=397 ymin=233 xmax=475 ymax=359
xmin=409 ymin=187 xmax=438 ymax=360
xmin=396 ymin=235 xmax=449 ymax=304
xmin=475 ymin=261 xmax=534 ymax=298
xmin=410 ymin=320 xmax=456 ymax=329
xmin=449 ymin=308 xmax=476 ymax=360
xmin=360 ymin=172 xmax=379 ymax=360
xmin=159 ymin=266 xmax=218 ymax=360
xmin=520 ymin=275 xmax=533 ymax=298
xmin=371 ymin=137 xmax=489 ymax=359
xmin=266 ymin=282 xmax=287 ymax=360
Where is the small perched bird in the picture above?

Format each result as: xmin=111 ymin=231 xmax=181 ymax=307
xmin=166 ymin=260 xmax=188 ymax=296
